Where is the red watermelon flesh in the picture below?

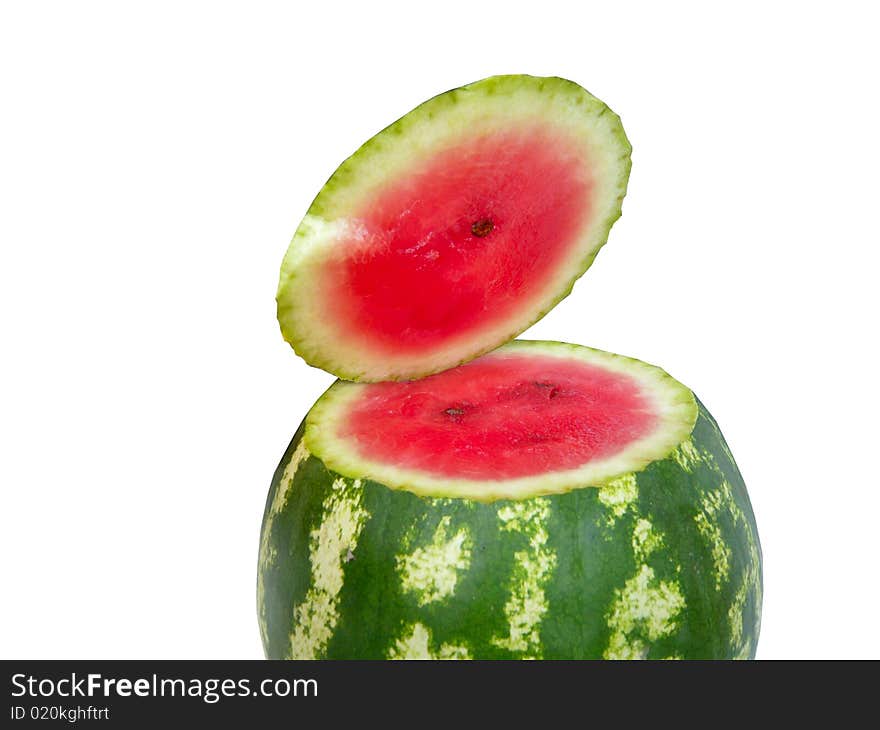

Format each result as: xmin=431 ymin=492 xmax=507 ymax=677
xmin=328 ymin=127 xmax=591 ymax=352
xmin=342 ymin=351 xmax=654 ymax=480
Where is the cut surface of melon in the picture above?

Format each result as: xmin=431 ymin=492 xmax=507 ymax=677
xmin=305 ymin=341 xmax=697 ymax=500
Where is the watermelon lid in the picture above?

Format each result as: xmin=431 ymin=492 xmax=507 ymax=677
xmin=277 ymin=75 xmax=631 ymax=381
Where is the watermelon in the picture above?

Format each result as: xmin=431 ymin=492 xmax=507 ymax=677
xmin=257 ymin=341 xmax=762 ymax=659
xmin=277 ymin=75 xmax=631 ymax=381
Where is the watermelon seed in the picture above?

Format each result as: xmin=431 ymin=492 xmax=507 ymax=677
xmin=471 ymin=218 xmax=494 ymax=237
xmin=534 ymin=381 xmax=560 ymax=398
xmin=444 ymin=407 xmax=466 ymax=416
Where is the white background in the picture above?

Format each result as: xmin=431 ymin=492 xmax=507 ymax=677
xmin=1 ymin=1 xmax=878 ymax=659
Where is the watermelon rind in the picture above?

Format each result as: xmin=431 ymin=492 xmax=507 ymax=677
xmin=257 ymin=342 xmax=762 ymax=660
xmin=277 ymin=75 xmax=632 ymax=381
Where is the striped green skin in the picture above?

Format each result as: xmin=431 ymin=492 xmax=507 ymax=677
xmin=257 ymin=400 xmax=761 ymax=660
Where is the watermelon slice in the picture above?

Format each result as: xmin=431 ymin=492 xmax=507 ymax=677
xmin=258 ymin=341 xmax=763 ymax=659
xmin=277 ymin=75 xmax=631 ymax=381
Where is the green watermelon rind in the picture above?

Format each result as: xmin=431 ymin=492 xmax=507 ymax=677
xmin=257 ymin=387 xmax=762 ymax=660
xmin=305 ymin=340 xmax=698 ymax=501
xmin=276 ymin=74 xmax=632 ymax=382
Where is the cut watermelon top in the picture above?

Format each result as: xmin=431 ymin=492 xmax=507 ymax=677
xmin=278 ymin=75 xmax=631 ymax=381
xmin=305 ymin=341 xmax=697 ymax=500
